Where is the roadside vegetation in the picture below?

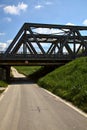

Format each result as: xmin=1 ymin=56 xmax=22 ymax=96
xmin=15 ymin=57 xmax=87 ymax=113
xmin=38 ymin=57 xmax=87 ymax=112
xmin=15 ymin=66 xmax=41 ymax=77
xmin=0 ymin=80 xmax=8 ymax=88
xmin=0 ymin=80 xmax=8 ymax=93
xmin=0 ymin=68 xmax=8 ymax=93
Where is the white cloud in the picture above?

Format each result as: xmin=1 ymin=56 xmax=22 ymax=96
xmin=45 ymin=1 xmax=52 ymax=5
xmin=66 ymin=22 xmax=75 ymax=26
xmin=34 ymin=27 xmax=64 ymax=35
xmin=7 ymin=39 xmax=12 ymax=44
xmin=0 ymin=39 xmax=12 ymax=52
xmin=18 ymin=2 xmax=28 ymax=11
xmin=4 ymin=5 xmax=19 ymax=15
xmin=0 ymin=32 xmax=5 ymax=36
xmin=0 ymin=43 xmax=7 ymax=52
xmin=83 ymin=19 xmax=87 ymax=26
xmin=3 ymin=2 xmax=28 ymax=15
xmin=33 ymin=22 xmax=75 ymax=35
xmin=34 ymin=28 xmax=50 ymax=34
xmin=4 ymin=17 xmax=12 ymax=22
xmin=35 ymin=4 xmax=43 ymax=9
xmin=34 ymin=1 xmax=52 ymax=10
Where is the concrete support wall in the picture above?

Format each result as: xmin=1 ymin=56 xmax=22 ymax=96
xmin=0 ymin=66 xmax=11 ymax=81
xmin=5 ymin=66 xmax=11 ymax=81
xmin=0 ymin=68 xmax=6 ymax=80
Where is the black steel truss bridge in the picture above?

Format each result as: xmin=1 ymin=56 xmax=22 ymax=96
xmin=0 ymin=22 xmax=87 ymax=66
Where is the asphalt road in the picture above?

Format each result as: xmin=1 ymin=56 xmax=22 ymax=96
xmin=0 ymin=68 xmax=87 ymax=130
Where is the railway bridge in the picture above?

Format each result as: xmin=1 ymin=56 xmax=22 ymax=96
xmin=0 ymin=23 xmax=87 ymax=80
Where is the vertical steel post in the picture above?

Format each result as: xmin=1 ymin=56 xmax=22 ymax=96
xmin=23 ymin=43 xmax=27 ymax=54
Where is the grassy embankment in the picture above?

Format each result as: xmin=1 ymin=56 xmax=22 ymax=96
xmin=15 ymin=66 xmax=41 ymax=78
xmin=38 ymin=57 xmax=87 ymax=112
xmin=0 ymin=80 xmax=8 ymax=93
xmin=15 ymin=57 xmax=87 ymax=112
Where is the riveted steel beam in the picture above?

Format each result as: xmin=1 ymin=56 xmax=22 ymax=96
xmin=24 ymin=23 xmax=87 ymax=30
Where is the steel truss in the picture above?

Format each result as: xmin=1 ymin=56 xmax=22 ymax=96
xmin=1 ymin=23 xmax=87 ymax=65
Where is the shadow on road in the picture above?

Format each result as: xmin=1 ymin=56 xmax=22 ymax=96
xmin=10 ymin=77 xmax=34 ymax=85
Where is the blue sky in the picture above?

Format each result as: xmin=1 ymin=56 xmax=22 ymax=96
xmin=0 ymin=0 xmax=87 ymax=51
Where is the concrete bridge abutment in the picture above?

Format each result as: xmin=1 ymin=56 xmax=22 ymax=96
xmin=0 ymin=66 xmax=11 ymax=82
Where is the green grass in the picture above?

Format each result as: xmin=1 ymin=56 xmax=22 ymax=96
xmin=15 ymin=66 xmax=41 ymax=76
xmin=38 ymin=57 xmax=87 ymax=112
xmin=0 ymin=80 xmax=8 ymax=94
xmin=0 ymin=68 xmax=8 ymax=94
xmin=0 ymin=80 xmax=8 ymax=88
xmin=0 ymin=90 xmax=4 ymax=94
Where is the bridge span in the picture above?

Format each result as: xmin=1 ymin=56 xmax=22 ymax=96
xmin=0 ymin=22 xmax=87 ymax=80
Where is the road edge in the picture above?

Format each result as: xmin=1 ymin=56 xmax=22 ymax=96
xmin=0 ymin=85 xmax=10 ymax=101
xmin=43 ymin=88 xmax=87 ymax=118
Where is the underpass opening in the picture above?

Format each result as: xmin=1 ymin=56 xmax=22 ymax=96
xmin=10 ymin=65 xmax=59 ymax=84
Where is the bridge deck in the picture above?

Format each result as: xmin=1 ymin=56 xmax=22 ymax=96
xmin=0 ymin=53 xmax=86 ymax=66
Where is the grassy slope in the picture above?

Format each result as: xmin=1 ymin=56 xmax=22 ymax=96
xmin=0 ymin=80 xmax=8 ymax=93
xmin=0 ymin=80 xmax=8 ymax=87
xmin=38 ymin=57 xmax=87 ymax=112
xmin=0 ymin=68 xmax=8 ymax=88
xmin=15 ymin=66 xmax=41 ymax=76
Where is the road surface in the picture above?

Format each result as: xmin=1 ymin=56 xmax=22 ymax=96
xmin=0 ymin=68 xmax=87 ymax=130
